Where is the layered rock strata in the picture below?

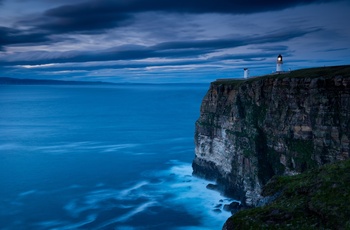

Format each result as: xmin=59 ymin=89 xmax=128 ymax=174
xmin=193 ymin=66 xmax=350 ymax=206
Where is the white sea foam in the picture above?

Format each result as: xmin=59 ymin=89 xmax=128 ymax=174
xmin=131 ymin=152 xmax=156 ymax=155
xmin=119 ymin=181 xmax=149 ymax=197
xmin=95 ymin=183 xmax=105 ymax=187
xmin=52 ymin=214 xmax=97 ymax=230
xmin=0 ymin=141 xmax=138 ymax=155
xmin=63 ymin=182 xmax=150 ymax=219
xmin=64 ymin=200 xmax=84 ymax=218
xmin=115 ymin=226 xmax=136 ymax=230
xmin=35 ymin=142 xmax=91 ymax=150
xmin=36 ymin=215 xmax=97 ymax=230
xmin=0 ymin=143 xmax=27 ymax=151
xmin=97 ymin=201 xmax=156 ymax=228
xmin=69 ymin=184 xmax=82 ymax=189
xmin=31 ymin=142 xmax=138 ymax=154
xmin=18 ymin=190 xmax=37 ymax=197
xmin=56 ymin=162 xmax=234 ymax=229
xmin=36 ymin=220 xmax=68 ymax=229
xmin=164 ymin=137 xmax=190 ymax=143
xmin=124 ymin=161 xmax=234 ymax=228
xmin=101 ymin=143 xmax=139 ymax=152
xmin=152 ymin=162 xmax=236 ymax=229
xmin=172 ymin=227 xmax=213 ymax=230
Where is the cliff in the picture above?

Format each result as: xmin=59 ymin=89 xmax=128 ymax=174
xmin=193 ymin=65 xmax=350 ymax=207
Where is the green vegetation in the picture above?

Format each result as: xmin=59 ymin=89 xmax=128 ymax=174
xmin=266 ymin=148 xmax=286 ymax=175
xmin=255 ymin=128 xmax=276 ymax=185
xmin=226 ymin=159 xmax=350 ymax=229
xmin=243 ymin=149 xmax=253 ymax=158
xmin=288 ymin=139 xmax=314 ymax=155
xmin=288 ymin=139 xmax=317 ymax=172
xmin=214 ymin=65 xmax=350 ymax=85
xmin=212 ymin=78 xmax=245 ymax=87
xmin=196 ymin=112 xmax=221 ymax=128
xmin=283 ymin=65 xmax=350 ymax=79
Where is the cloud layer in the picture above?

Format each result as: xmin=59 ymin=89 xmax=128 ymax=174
xmin=0 ymin=0 xmax=349 ymax=82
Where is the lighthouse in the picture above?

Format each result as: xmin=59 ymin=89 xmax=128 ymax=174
xmin=276 ymin=54 xmax=283 ymax=72
xmin=243 ymin=68 xmax=249 ymax=79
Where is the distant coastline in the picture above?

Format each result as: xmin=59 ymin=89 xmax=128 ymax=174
xmin=0 ymin=77 xmax=115 ymax=85
xmin=0 ymin=77 xmax=210 ymax=86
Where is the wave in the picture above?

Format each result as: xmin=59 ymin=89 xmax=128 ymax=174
xmin=9 ymin=161 xmax=235 ymax=229
xmin=0 ymin=141 xmax=139 ymax=155
xmin=97 ymin=201 xmax=157 ymax=228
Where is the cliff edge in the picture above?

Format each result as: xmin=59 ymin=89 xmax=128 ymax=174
xmin=193 ymin=65 xmax=350 ymax=207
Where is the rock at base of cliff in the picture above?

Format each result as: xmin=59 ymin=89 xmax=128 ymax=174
xmin=223 ymin=201 xmax=243 ymax=214
xmin=206 ymin=183 xmax=219 ymax=191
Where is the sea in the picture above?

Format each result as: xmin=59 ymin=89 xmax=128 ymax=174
xmin=0 ymin=84 xmax=235 ymax=230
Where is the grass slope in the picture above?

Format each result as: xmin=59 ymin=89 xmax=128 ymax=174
xmin=214 ymin=65 xmax=350 ymax=86
xmin=225 ymin=159 xmax=350 ymax=229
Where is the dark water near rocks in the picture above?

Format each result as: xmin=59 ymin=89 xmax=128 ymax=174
xmin=0 ymin=84 xmax=234 ymax=230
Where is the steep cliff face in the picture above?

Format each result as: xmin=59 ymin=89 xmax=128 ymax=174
xmin=193 ymin=66 xmax=350 ymax=206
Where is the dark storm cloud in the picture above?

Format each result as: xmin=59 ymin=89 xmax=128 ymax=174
xmin=37 ymin=5 xmax=132 ymax=33
xmin=1 ymin=27 xmax=315 ymax=66
xmin=0 ymin=26 xmax=50 ymax=48
xmin=0 ymin=0 xmax=332 ymax=48
xmin=45 ymin=0 xmax=340 ymax=15
xmin=153 ymin=28 xmax=317 ymax=51
xmin=318 ymin=47 xmax=349 ymax=52
xmin=22 ymin=0 xmax=338 ymax=35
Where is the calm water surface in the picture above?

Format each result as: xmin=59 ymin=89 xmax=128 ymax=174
xmin=0 ymin=84 xmax=234 ymax=230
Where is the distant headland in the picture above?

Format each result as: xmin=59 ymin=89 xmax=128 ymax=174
xmin=0 ymin=77 xmax=115 ymax=85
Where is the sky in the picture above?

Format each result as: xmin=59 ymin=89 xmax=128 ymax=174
xmin=0 ymin=0 xmax=349 ymax=83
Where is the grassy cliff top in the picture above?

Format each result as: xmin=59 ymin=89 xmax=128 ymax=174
xmin=224 ymin=159 xmax=350 ymax=229
xmin=214 ymin=65 xmax=350 ymax=86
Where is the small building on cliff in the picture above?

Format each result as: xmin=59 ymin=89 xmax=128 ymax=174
xmin=243 ymin=68 xmax=249 ymax=79
xmin=276 ymin=54 xmax=283 ymax=72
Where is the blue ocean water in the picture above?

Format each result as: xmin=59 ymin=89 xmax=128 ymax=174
xmin=0 ymin=84 xmax=234 ymax=230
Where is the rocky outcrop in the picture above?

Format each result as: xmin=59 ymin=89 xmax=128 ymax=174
xmin=193 ymin=66 xmax=350 ymax=207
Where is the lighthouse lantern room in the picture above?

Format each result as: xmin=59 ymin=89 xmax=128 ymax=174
xmin=276 ymin=54 xmax=283 ymax=72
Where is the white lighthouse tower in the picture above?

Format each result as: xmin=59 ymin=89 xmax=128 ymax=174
xmin=243 ymin=68 xmax=249 ymax=79
xmin=276 ymin=54 xmax=283 ymax=72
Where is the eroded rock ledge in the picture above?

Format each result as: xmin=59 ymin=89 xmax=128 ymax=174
xmin=193 ymin=65 xmax=350 ymax=207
